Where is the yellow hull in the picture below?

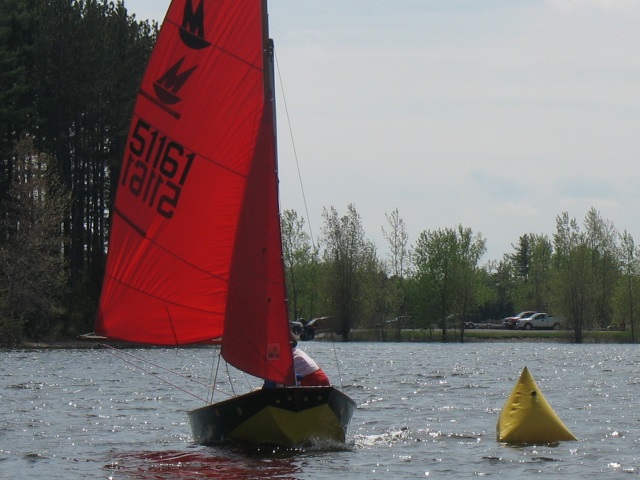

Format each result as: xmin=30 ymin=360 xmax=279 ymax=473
xmin=189 ymin=386 xmax=356 ymax=446
xmin=229 ymin=403 xmax=347 ymax=445
xmin=497 ymin=366 xmax=577 ymax=444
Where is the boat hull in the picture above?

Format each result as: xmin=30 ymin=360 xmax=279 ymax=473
xmin=188 ymin=386 xmax=356 ymax=446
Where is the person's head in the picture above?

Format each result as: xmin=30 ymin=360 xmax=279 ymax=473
xmin=289 ymin=332 xmax=298 ymax=348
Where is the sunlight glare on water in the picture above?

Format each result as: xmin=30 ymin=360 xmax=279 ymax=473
xmin=1 ymin=342 xmax=640 ymax=478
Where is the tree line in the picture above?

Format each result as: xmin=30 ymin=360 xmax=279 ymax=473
xmin=283 ymin=205 xmax=640 ymax=344
xmin=0 ymin=0 xmax=156 ymax=343
xmin=2 ymin=1 xmax=639 ymax=345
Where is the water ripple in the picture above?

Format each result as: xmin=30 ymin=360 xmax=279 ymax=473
xmin=2 ymin=343 xmax=640 ymax=478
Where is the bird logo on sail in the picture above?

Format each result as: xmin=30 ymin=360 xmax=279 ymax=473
xmin=179 ymin=0 xmax=211 ymax=50
xmin=153 ymin=57 xmax=197 ymax=105
xmin=151 ymin=0 xmax=209 ymax=108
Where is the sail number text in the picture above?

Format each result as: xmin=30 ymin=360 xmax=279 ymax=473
xmin=122 ymin=118 xmax=195 ymax=218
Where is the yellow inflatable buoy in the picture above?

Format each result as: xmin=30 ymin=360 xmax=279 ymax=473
xmin=497 ymin=366 xmax=577 ymax=444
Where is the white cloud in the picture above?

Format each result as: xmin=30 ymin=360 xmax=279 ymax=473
xmin=546 ymin=0 xmax=639 ymax=12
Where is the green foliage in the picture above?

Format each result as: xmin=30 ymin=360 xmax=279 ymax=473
xmin=29 ymin=0 xmax=156 ymax=298
xmin=320 ymin=204 xmax=381 ymax=340
xmin=478 ymin=259 xmax=515 ymax=320
xmin=583 ymin=207 xmax=619 ymax=329
xmin=0 ymin=0 xmax=35 ymax=221
xmin=2 ymin=2 xmax=640 ymax=347
xmin=285 ymin=206 xmax=640 ymax=345
xmin=612 ymin=230 xmax=640 ymax=341
xmin=508 ymin=233 xmax=553 ymax=312
xmin=550 ymin=209 xmax=621 ymax=343
xmin=413 ymin=224 xmax=486 ymax=341
xmin=0 ymin=0 xmax=156 ymax=342
xmin=0 ymin=137 xmax=70 ymax=343
xmin=281 ymin=209 xmax=322 ymax=321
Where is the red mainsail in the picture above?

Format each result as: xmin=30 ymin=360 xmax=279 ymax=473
xmin=95 ymin=0 xmax=294 ymax=385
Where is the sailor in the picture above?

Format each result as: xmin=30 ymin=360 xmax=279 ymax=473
xmin=290 ymin=335 xmax=330 ymax=386
xmin=262 ymin=334 xmax=331 ymax=388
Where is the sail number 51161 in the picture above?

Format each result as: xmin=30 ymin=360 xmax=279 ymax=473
xmin=122 ymin=118 xmax=195 ymax=219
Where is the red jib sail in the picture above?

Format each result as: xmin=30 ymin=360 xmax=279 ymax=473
xmin=95 ymin=0 xmax=294 ymax=385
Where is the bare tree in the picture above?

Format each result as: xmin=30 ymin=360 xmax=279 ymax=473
xmin=552 ymin=212 xmax=593 ymax=343
xmin=382 ymin=208 xmax=410 ymax=279
xmin=381 ymin=208 xmax=410 ymax=338
xmin=281 ymin=209 xmax=320 ymax=321
xmin=584 ymin=207 xmax=620 ymax=329
xmin=321 ymin=204 xmax=378 ymax=340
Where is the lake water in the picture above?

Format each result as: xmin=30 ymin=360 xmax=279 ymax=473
xmin=2 ymin=341 xmax=639 ymax=479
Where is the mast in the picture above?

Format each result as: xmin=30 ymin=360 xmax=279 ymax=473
xmin=219 ymin=0 xmax=295 ymax=385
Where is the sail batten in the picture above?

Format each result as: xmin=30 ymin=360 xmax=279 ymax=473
xmin=96 ymin=0 xmax=294 ymax=384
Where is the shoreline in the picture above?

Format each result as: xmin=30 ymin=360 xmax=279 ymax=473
xmin=3 ymin=330 xmax=635 ymax=349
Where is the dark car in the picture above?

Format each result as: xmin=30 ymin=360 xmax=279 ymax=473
xmin=503 ymin=311 xmax=537 ymax=329
xmin=291 ymin=316 xmax=331 ymax=340
xmin=289 ymin=318 xmax=304 ymax=335
xmin=300 ymin=316 xmax=330 ymax=340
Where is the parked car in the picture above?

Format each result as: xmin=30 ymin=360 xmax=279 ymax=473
xmin=514 ymin=312 xmax=561 ymax=330
xmin=502 ymin=311 xmax=537 ymax=329
xmin=300 ymin=316 xmax=330 ymax=340
xmin=289 ymin=318 xmax=304 ymax=335
xmin=385 ymin=316 xmax=413 ymax=328
xmin=290 ymin=317 xmax=330 ymax=340
xmin=465 ymin=319 xmax=492 ymax=329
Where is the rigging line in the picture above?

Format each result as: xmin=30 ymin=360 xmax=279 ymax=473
xmin=207 ymin=351 xmax=255 ymax=403
xmin=243 ymin=366 xmax=256 ymax=391
xmin=208 ymin=351 xmax=222 ymax=404
xmin=100 ymin=344 xmax=234 ymax=402
xmin=331 ymin=338 xmax=346 ymax=391
xmin=274 ymin=48 xmax=316 ymax=248
xmin=101 ymin=344 xmax=209 ymax=403
xmin=225 ymin=361 xmax=237 ymax=396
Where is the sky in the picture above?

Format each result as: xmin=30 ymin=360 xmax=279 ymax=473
xmin=123 ymin=0 xmax=640 ymax=264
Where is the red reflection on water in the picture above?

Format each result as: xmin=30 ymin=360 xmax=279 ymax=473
xmin=105 ymin=448 xmax=302 ymax=479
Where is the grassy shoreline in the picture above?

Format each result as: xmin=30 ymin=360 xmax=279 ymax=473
xmin=4 ymin=328 xmax=635 ymax=349
xmin=348 ymin=328 xmax=634 ymax=344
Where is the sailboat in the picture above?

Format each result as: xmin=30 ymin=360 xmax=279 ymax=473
xmin=94 ymin=0 xmax=356 ymax=446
